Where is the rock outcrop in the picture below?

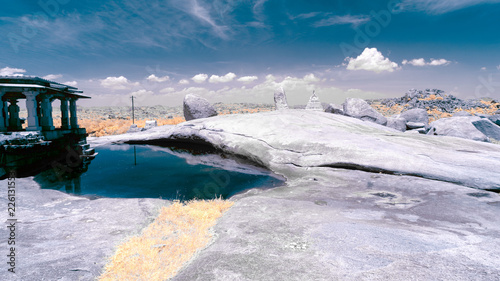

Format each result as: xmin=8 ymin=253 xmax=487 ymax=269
xmin=274 ymin=87 xmax=289 ymax=110
xmin=343 ymin=98 xmax=388 ymax=125
xmin=116 ymin=110 xmax=500 ymax=190
xmin=400 ymin=108 xmax=429 ymax=124
xmin=324 ymin=103 xmax=344 ymax=115
xmin=183 ymin=94 xmax=218 ymax=121
xmin=386 ymin=117 xmax=407 ymax=132
xmin=472 ymin=119 xmax=500 ymax=140
xmin=379 ymin=88 xmax=491 ymax=113
xmin=488 ymin=114 xmax=500 ymax=126
xmin=427 ymin=116 xmax=488 ymax=142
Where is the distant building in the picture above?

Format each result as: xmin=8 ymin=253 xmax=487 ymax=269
xmin=305 ymin=91 xmax=323 ymax=111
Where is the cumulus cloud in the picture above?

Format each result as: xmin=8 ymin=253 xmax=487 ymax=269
xmin=402 ymin=58 xmax=451 ymax=66
xmin=192 ymin=73 xmax=208 ymax=83
xmin=346 ymin=48 xmax=398 ymax=73
xmin=209 ymin=72 xmax=237 ymax=83
xmin=63 ymin=81 xmax=78 ymax=87
xmin=160 ymin=87 xmax=175 ymax=93
xmin=146 ymin=74 xmax=170 ymax=82
xmin=0 ymin=67 xmax=26 ymax=76
xmin=100 ymin=76 xmax=139 ymax=90
xmin=130 ymin=89 xmax=154 ymax=97
xmin=237 ymin=76 xmax=259 ymax=83
xmin=179 ymin=79 xmax=190 ymax=85
xmin=303 ymin=73 xmax=320 ymax=82
xmin=43 ymin=74 xmax=63 ymax=80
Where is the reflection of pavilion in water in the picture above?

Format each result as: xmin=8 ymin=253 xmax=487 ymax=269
xmin=33 ymin=151 xmax=92 ymax=195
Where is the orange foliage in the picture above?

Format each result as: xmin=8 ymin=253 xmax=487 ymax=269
xmin=79 ymin=117 xmax=185 ymax=137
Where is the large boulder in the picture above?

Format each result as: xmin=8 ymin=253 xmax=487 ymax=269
xmin=406 ymin=122 xmax=427 ymax=130
xmin=183 ymin=94 xmax=218 ymax=121
xmin=274 ymin=87 xmax=289 ymax=110
xmin=427 ymin=116 xmax=488 ymax=142
xmin=400 ymin=108 xmax=429 ymax=124
xmin=472 ymin=119 xmax=500 ymax=140
xmin=386 ymin=117 xmax=407 ymax=132
xmin=324 ymin=103 xmax=344 ymax=115
xmin=343 ymin=98 xmax=387 ymax=125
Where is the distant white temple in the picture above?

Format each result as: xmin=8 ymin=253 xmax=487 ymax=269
xmin=305 ymin=91 xmax=323 ymax=111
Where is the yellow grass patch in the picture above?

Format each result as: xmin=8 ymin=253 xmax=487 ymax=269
xmin=99 ymin=199 xmax=234 ymax=281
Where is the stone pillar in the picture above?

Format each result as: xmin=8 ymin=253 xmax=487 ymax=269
xmin=24 ymin=91 xmax=42 ymax=131
xmin=41 ymin=95 xmax=55 ymax=131
xmin=60 ymin=98 xmax=70 ymax=129
xmin=8 ymin=99 xmax=22 ymax=131
xmin=0 ymin=91 xmax=6 ymax=132
xmin=2 ymin=100 xmax=8 ymax=129
xmin=69 ymin=98 xmax=79 ymax=129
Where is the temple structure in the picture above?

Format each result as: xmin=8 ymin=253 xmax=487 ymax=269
xmin=0 ymin=76 xmax=89 ymax=140
xmin=305 ymin=91 xmax=323 ymax=111
xmin=0 ymin=76 xmax=94 ymax=178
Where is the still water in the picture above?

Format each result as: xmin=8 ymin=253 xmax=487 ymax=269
xmin=34 ymin=144 xmax=284 ymax=200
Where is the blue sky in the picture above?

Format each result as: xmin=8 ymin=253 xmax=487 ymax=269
xmin=1 ymin=0 xmax=500 ymax=107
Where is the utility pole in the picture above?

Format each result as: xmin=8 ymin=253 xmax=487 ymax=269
xmin=131 ymin=96 xmax=135 ymax=124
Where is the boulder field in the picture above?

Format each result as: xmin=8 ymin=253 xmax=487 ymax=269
xmin=2 ymin=109 xmax=500 ymax=280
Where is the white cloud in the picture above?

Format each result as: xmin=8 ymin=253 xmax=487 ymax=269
xmin=314 ymin=14 xmax=371 ymax=27
xmin=131 ymin=89 xmax=154 ymax=98
xmin=303 ymin=73 xmax=320 ymax=82
xmin=346 ymin=48 xmax=398 ymax=73
xmin=100 ymin=76 xmax=139 ymax=90
xmin=160 ymin=87 xmax=175 ymax=93
xmin=398 ymin=0 xmax=500 ymax=15
xmin=179 ymin=79 xmax=190 ymax=85
xmin=237 ymin=76 xmax=259 ymax=83
xmin=209 ymin=72 xmax=237 ymax=83
xmin=402 ymin=58 xmax=451 ymax=66
xmin=429 ymin=59 xmax=451 ymax=66
xmin=481 ymin=67 xmax=487 ymax=71
xmin=146 ymin=74 xmax=170 ymax=82
xmin=63 ymin=81 xmax=78 ymax=87
xmin=0 ymin=67 xmax=26 ymax=76
xmin=192 ymin=73 xmax=208 ymax=83
xmin=43 ymin=74 xmax=63 ymax=80
xmin=497 ymin=65 xmax=500 ymax=70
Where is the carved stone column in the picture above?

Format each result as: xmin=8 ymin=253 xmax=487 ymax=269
xmin=24 ymin=91 xmax=42 ymax=131
xmin=69 ymin=98 xmax=79 ymax=129
xmin=60 ymin=98 xmax=70 ymax=129
xmin=41 ymin=95 xmax=55 ymax=131
xmin=0 ymin=90 xmax=6 ymax=132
